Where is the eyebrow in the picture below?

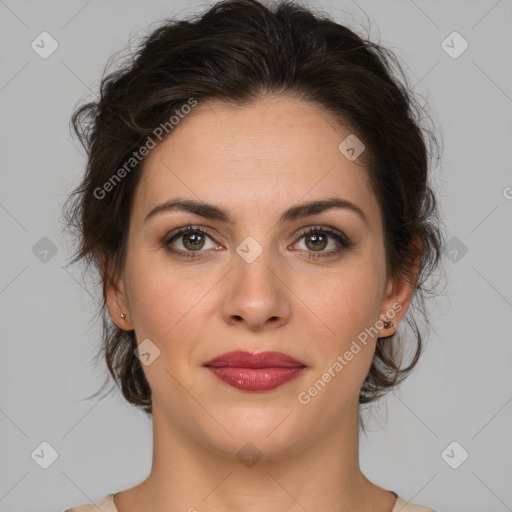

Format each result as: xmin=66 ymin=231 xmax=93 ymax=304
xmin=144 ymin=197 xmax=369 ymax=226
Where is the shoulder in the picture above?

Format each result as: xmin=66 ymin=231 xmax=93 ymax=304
xmin=64 ymin=493 xmax=118 ymax=512
xmin=394 ymin=496 xmax=438 ymax=512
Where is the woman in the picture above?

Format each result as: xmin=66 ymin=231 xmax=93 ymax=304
xmin=62 ymin=0 xmax=444 ymax=510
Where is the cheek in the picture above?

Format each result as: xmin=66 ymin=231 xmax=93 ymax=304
xmin=125 ymin=253 xmax=215 ymax=343
xmin=300 ymin=262 xmax=384 ymax=338
xmin=293 ymin=258 xmax=385 ymax=394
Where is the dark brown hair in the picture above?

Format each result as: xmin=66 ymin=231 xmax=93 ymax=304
xmin=62 ymin=0 xmax=445 ymax=432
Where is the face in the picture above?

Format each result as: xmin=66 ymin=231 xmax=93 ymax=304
xmin=107 ymin=94 xmax=413 ymax=458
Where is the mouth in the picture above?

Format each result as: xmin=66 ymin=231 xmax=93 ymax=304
xmin=203 ymin=351 xmax=307 ymax=392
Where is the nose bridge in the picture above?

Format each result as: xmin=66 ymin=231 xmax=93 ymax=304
xmin=233 ymin=234 xmax=280 ymax=299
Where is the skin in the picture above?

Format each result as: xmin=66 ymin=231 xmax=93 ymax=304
xmin=105 ymin=94 xmax=417 ymax=512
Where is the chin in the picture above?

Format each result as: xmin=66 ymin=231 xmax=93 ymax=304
xmin=196 ymin=408 xmax=311 ymax=462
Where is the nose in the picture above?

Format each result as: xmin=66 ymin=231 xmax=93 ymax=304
xmin=221 ymin=246 xmax=292 ymax=331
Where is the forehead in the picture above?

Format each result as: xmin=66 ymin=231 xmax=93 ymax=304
xmin=132 ymin=95 xmax=380 ymax=230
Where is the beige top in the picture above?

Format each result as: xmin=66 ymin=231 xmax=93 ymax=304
xmin=65 ymin=492 xmax=437 ymax=511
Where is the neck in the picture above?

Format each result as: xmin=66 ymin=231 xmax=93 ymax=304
xmin=119 ymin=397 xmax=393 ymax=512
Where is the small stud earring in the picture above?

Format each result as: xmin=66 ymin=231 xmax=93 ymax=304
xmin=383 ymin=320 xmax=396 ymax=329
xmin=120 ymin=313 xmax=126 ymax=319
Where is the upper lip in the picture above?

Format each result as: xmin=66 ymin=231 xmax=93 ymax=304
xmin=203 ymin=351 xmax=306 ymax=368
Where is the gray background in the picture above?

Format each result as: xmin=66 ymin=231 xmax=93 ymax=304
xmin=1 ymin=0 xmax=511 ymax=511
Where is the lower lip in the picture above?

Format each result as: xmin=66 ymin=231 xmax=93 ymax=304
xmin=206 ymin=367 xmax=306 ymax=391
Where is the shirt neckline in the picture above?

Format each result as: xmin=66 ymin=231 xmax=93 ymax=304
xmin=109 ymin=490 xmax=400 ymax=511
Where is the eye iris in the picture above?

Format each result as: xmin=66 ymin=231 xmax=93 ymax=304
xmin=306 ymin=233 xmax=327 ymax=251
xmin=183 ymin=232 xmax=205 ymax=250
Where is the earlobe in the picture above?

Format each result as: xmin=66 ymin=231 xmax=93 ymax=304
xmin=378 ymin=239 xmax=421 ymax=336
xmin=108 ymin=286 xmax=135 ymax=331
xmin=101 ymin=254 xmax=134 ymax=331
xmin=378 ymin=278 xmax=412 ymax=335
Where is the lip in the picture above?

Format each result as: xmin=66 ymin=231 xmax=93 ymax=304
xmin=203 ymin=351 xmax=306 ymax=391
xmin=204 ymin=350 xmax=305 ymax=368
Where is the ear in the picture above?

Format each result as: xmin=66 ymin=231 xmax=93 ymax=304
xmin=377 ymin=237 xmax=421 ymax=336
xmin=101 ymin=253 xmax=134 ymax=331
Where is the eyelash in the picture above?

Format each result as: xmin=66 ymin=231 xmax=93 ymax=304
xmin=162 ymin=224 xmax=353 ymax=260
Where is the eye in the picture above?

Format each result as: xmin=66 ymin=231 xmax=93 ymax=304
xmin=162 ymin=224 xmax=353 ymax=261
xmin=163 ymin=225 xmax=220 ymax=259
xmin=292 ymin=226 xmax=353 ymax=259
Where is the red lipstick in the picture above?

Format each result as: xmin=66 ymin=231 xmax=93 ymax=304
xmin=203 ymin=351 xmax=306 ymax=391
